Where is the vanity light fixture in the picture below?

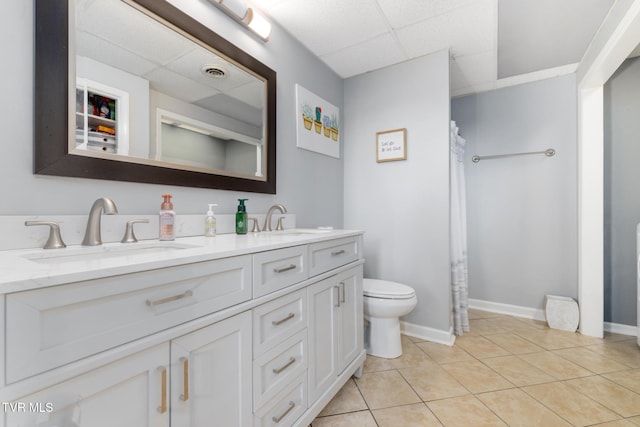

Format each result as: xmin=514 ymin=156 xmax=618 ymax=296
xmin=209 ymin=0 xmax=272 ymax=41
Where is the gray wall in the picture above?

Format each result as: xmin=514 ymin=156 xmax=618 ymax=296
xmin=451 ymin=75 xmax=578 ymax=312
xmin=344 ymin=51 xmax=452 ymax=333
xmin=1 ymin=0 xmax=343 ymax=227
xmin=604 ymin=56 xmax=640 ymax=327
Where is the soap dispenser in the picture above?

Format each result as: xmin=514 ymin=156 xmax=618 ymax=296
xmin=159 ymin=194 xmax=175 ymax=241
xmin=236 ymin=199 xmax=248 ymax=235
xmin=204 ymin=203 xmax=218 ymax=237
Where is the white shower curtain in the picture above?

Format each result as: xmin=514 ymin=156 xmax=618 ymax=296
xmin=450 ymin=121 xmax=469 ymax=335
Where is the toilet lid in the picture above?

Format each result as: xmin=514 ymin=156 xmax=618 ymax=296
xmin=363 ymin=279 xmax=416 ymax=299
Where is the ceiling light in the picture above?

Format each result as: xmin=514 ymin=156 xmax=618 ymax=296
xmin=208 ymin=0 xmax=271 ymax=41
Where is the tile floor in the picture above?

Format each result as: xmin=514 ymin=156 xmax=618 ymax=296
xmin=311 ymin=309 xmax=640 ymax=427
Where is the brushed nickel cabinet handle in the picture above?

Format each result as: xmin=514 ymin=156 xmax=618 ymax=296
xmin=331 ymin=249 xmax=346 ymax=256
xmin=157 ymin=366 xmax=167 ymax=414
xmin=272 ymin=401 xmax=295 ymax=423
xmin=272 ymin=312 xmax=295 ymax=326
xmin=179 ymin=357 xmax=189 ymax=401
xmin=339 ymin=281 xmax=346 ymax=303
xmin=147 ymin=290 xmax=193 ymax=307
xmin=273 ymin=264 xmax=296 ymax=273
xmin=272 ymin=357 xmax=296 ymax=374
xmin=334 ymin=286 xmax=340 ymax=307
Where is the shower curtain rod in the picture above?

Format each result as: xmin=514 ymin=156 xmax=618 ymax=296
xmin=471 ymin=148 xmax=555 ymax=163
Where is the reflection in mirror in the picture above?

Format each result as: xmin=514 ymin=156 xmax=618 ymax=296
xmin=74 ymin=0 xmax=266 ymax=180
xmin=34 ymin=0 xmax=276 ymax=193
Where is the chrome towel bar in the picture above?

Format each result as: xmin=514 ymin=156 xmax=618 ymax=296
xmin=471 ymin=148 xmax=555 ymax=163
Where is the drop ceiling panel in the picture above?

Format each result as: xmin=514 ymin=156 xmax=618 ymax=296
xmin=376 ymin=0 xmax=478 ymax=28
xmin=144 ymin=67 xmax=220 ymax=103
xmin=320 ymin=33 xmax=407 ymax=78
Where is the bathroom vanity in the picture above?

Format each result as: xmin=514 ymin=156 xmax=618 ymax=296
xmin=0 ymin=230 xmax=364 ymax=427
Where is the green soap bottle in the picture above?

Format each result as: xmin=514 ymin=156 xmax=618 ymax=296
xmin=236 ymin=198 xmax=248 ymax=234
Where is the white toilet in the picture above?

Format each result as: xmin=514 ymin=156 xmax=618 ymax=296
xmin=363 ymin=278 xmax=417 ymax=359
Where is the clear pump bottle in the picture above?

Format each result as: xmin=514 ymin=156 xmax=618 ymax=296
xmin=204 ymin=203 xmax=218 ymax=237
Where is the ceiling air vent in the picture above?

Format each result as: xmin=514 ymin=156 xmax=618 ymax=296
xmin=201 ymin=64 xmax=228 ymax=79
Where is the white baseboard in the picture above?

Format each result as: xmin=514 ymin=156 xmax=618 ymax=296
xmin=400 ymin=321 xmax=455 ymax=346
xmin=470 ymin=298 xmax=638 ymax=337
xmin=468 ymin=298 xmax=546 ymax=321
xmin=604 ymin=321 xmax=638 ymax=337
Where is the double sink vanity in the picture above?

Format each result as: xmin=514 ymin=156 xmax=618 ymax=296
xmin=0 ymin=228 xmax=365 ymax=427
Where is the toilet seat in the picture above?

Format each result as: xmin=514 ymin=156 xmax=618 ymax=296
xmin=363 ymin=279 xmax=415 ymax=300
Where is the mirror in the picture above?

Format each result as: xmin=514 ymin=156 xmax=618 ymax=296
xmin=35 ymin=0 xmax=276 ymax=193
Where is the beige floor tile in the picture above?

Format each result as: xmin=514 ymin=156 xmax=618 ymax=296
xmin=312 ymin=410 xmax=378 ymax=427
xmin=604 ymin=369 xmax=640 ymax=394
xmin=468 ymin=318 xmax=512 ymax=335
xmin=415 ymin=341 xmax=476 ymax=365
xmin=455 ymin=335 xmax=511 ymax=359
xmin=485 ymin=333 xmax=545 ymax=354
xmin=441 ymin=360 xmax=514 ymax=393
xmin=400 ymin=365 xmax=470 ymax=401
xmin=477 ymin=388 xmax=571 ymax=427
xmin=590 ymin=420 xmax=640 ymax=426
xmin=468 ymin=309 xmax=502 ymax=320
xmin=317 ymin=379 xmax=367 ymax=417
xmin=363 ymin=339 xmax=435 ymax=373
xmin=523 ymin=381 xmax=620 ymax=426
xmin=518 ymin=351 xmax=593 ymax=380
xmin=552 ymin=347 xmax=630 ymax=374
xmin=585 ymin=341 xmax=640 ymax=368
xmin=483 ymin=355 xmax=555 ymax=386
xmin=565 ymin=376 xmax=640 ymax=417
xmin=515 ymin=328 xmax=586 ymax=350
xmin=354 ymin=370 xmax=421 ymax=410
xmin=372 ymin=403 xmax=443 ymax=427
xmin=427 ymin=395 xmax=507 ymax=426
xmin=628 ymin=416 xmax=640 ymax=425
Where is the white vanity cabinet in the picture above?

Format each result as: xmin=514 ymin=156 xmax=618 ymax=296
xmin=4 ymin=343 xmax=171 ymax=427
xmin=170 ymin=311 xmax=252 ymax=427
xmin=307 ymin=267 xmax=363 ymax=403
xmin=0 ymin=231 xmax=365 ymax=427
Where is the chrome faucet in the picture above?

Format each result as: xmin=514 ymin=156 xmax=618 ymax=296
xmin=82 ymin=197 xmax=118 ymax=246
xmin=263 ymin=204 xmax=287 ymax=232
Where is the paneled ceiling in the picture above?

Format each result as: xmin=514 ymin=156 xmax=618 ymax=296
xmin=249 ymin=0 xmax=617 ymax=96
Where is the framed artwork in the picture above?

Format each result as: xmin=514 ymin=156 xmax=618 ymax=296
xmin=295 ymin=84 xmax=340 ymax=158
xmin=376 ymin=128 xmax=406 ymax=162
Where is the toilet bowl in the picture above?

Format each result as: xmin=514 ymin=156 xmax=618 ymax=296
xmin=363 ymin=278 xmax=417 ymax=359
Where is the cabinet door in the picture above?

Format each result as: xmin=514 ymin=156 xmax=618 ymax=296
xmin=4 ymin=344 xmax=170 ymax=427
xmin=170 ymin=311 xmax=252 ymax=427
xmin=307 ymin=277 xmax=338 ymax=403
xmin=336 ymin=268 xmax=363 ymax=374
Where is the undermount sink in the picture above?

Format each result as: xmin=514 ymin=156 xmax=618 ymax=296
xmin=22 ymin=242 xmax=199 ymax=264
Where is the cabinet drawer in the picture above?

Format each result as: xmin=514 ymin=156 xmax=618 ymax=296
xmin=253 ymin=373 xmax=307 ymax=427
xmin=309 ymin=236 xmax=360 ymax=277
xmin=5 ymin=255 xmax=252 ymax=384
xmin=253 ymin=246 xmax=308 ymax=297
xmin=253 ymin=289 xmax=307 ymax=358
xmin=253 ymin=330 xmax=307 ymax=410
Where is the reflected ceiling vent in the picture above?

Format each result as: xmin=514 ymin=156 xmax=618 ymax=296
xmin=201 ymin=64 xmax=228 ymax=79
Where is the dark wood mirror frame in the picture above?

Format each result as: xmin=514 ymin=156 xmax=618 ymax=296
xmin=35 ymin=0 xmax=276 ymax=193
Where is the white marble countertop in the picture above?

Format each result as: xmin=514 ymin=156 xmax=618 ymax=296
xmin=0 ymin=229 xmax=363 ymax=293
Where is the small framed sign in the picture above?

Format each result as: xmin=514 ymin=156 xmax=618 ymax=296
xmin=376 ymin=128 xmax=407 ymax=162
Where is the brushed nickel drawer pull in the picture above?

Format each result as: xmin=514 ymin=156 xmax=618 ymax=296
xmin=179 ymin=357 xmax=189 ymax=401
xmin=273 ymin=264 xmax=296 ymax=273
xmin=272 ymin=401 xmax=295 ymax=423
xmin=157 ymin=366 xmax=167 ymax=414
xmin=331 ymin=249 xmax=346 ymax=256
xmin=147 ymin=290 xmax=193 ymax=307
xmin=272 ymin=357 xmax=296 ymax=374
xmin=272 ymin=312 xmax=295 ymax=326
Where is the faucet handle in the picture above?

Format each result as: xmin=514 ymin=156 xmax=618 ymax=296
xmin=25 ymin=221 xmax=67 ymax=249
xmin=248 ymin=217 xmax=261 ymax=233
xmin=121 ymin=219 xmax=149 ymax=243
xmin=275 ymin=217 xmax=285 ymax=231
